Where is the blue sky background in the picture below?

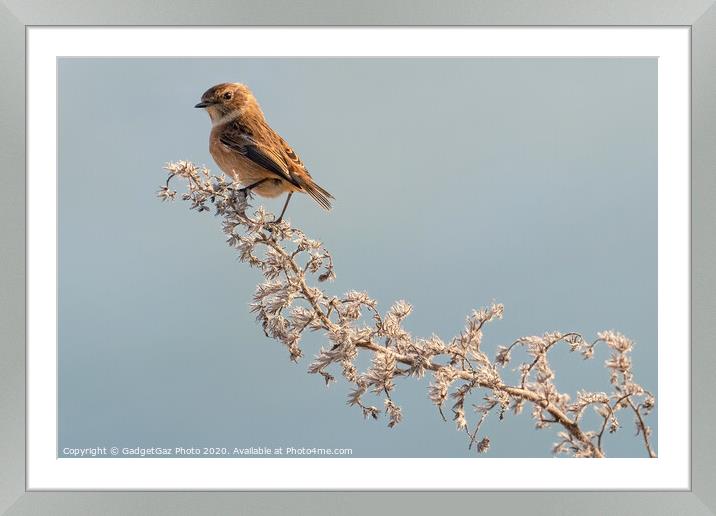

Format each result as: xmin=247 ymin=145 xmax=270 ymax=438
xmin=58 ymin=57 xmax=657 ymax=458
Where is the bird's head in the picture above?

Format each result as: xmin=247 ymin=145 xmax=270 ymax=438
xmin=194 ymin=83 xmax=257 ymax=122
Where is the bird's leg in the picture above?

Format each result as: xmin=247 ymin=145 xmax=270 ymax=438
xmin=273 ymin=192 xmax=293 ymax=224
xmin=238 ymin=178 xmax=269 ymax=196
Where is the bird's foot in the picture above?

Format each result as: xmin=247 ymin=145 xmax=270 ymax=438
xmin=264 ymin=217 xmax=282 ymax=231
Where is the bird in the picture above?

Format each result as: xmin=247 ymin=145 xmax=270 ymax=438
xmin=195 ymin=82 xmax=334 ymax=223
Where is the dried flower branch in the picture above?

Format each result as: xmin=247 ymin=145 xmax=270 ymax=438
xmin=160 ymin=161 xmax=656 ymax=458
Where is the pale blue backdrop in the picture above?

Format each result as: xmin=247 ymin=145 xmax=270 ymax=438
xmin=58 ymin=57 xmax=657 ymax=457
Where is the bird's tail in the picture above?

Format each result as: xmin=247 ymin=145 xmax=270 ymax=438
xmin=302 ymin=180 xmax=334 ymax=211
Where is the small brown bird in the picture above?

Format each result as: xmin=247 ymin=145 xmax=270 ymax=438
xmin=195 ymin=82 xmax=334 ymax=222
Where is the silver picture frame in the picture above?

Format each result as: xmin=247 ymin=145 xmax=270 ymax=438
xmin=2 ymin=0 xmax=715 ymax=514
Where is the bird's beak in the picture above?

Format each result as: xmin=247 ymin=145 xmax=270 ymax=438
xmin=194 ymin=100 xmax=213 ymax=108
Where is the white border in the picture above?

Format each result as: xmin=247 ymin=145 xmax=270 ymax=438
xmin=27 ymin=27 xmax=690 ymax=490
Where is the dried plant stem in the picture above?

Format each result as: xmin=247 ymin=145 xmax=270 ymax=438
xmin=159 ymin=160 xmax=655 ymax=458
xmin=627 ymin=397 xmax=657 ymax=458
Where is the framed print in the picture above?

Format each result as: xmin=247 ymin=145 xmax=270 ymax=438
xmin=28 ymin=27 xmax=687 ymax=490
xmin=2 ymin=0 xmax=716 ymax=514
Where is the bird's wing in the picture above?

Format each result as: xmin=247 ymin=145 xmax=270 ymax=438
xmin=219 ymin=123 xmax=302 ymax=188
xmin=277 ymin=135 xmax=308 ymax=174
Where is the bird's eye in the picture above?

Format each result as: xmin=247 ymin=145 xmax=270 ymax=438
xmin=222 ymin=91 xmax=233 ymax=100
